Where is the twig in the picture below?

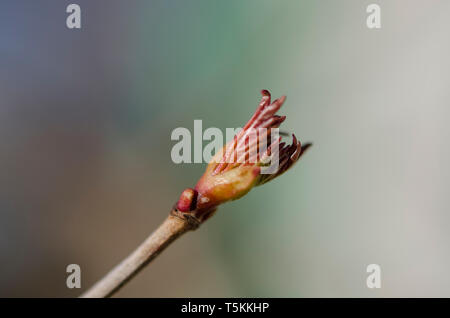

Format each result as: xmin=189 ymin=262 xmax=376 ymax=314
xmin=81 ymin=210 xmax=200 ymax=298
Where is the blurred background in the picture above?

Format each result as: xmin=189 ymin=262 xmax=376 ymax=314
xmin=1 ymin=0 xmax=450 ymax=297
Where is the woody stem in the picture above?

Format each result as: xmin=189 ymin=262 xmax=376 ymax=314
xmin=80 ymin=211 xmax=198 ymax=298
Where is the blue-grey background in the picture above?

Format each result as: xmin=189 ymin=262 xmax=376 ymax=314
xmin=1 ymin=0 xmax=450 ymax=297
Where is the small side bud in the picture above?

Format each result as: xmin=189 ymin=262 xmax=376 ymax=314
xmin=177 ymin=188 xmax=197 ymax=212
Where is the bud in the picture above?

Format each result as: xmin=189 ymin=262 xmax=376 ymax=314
xmin=176 ymin=90 xmax=311 ymax=218
xmin=177 ymin=188 xmax=197 ymax=212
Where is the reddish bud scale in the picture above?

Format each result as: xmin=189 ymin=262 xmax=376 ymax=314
xmin=176 ymin=188 xmax=197 ymax=212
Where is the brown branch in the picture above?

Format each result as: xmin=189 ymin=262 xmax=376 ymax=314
xmin=80 ymin=209 xmax=200 ymax=298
